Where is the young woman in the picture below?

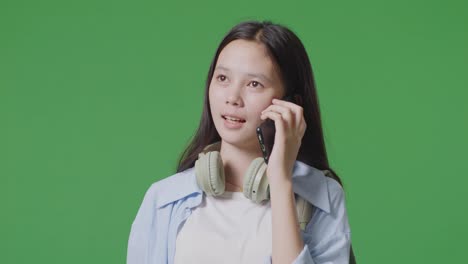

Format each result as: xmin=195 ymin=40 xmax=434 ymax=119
xmin=127 ymin=20 xmax=353 ymax=264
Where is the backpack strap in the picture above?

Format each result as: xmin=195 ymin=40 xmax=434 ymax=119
xmin=296 ymin=193 xmax=314 ymax=231
xmin=295 ymin=169 xmax=332 ymax=231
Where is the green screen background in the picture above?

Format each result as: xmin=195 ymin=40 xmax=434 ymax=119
xmin=2 ymin=0 xmax=467 ymax=263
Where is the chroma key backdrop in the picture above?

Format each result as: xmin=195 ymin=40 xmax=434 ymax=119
xmin=2 ymin=0 xmax=467 ymax=263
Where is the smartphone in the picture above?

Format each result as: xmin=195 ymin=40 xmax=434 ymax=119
xmin=256 ymin=94 xmax=296 ymax=164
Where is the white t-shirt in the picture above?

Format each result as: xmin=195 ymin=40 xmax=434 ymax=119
xmin=174 ymin=191 xmax=272 ymax=264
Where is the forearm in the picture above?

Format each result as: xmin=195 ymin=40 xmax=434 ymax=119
xmin=269 ymin=176 xmax=304 ymax=264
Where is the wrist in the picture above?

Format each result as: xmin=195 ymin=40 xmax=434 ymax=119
xmin=268 ymin=177 xmax=293 ymax=196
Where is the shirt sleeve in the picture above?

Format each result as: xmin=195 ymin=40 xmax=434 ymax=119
xmin=263 ymin=244 xmax=317 ymax=264
xmin=264 ymin=177 xmax=352 ymax=264
xmin=127 ymin=183 xmax=157 ymax=264
xmin=291 ymin=232 xmax=352 ymax=264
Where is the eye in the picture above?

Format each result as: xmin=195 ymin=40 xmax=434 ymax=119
xmin=249 ymin=80 xmax=264 ymax=88
xmin=216 ymin=74 xmax=227 ymax=82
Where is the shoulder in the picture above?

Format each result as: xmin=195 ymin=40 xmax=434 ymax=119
xmin=306 ymin=173 xmax=351 ymax=237
xmin=139 ymin=169 xmax=186 ymax=199
xmin=299 ymin=166 xmax=351 ymax=258
xmin=323 ymin=176 xmax=348 ymax=220
xmin=303 ymin=176 xmax=352 ymax=263
xmin=139 ymin=167 xmax=202 ymax=209
xmin=292 ymin=161 xmax=350 ymax=229
xmin=128 ymin=169 xmax=197 ymax=263
xmin=292 ymin=161 xmax=340 ymax=214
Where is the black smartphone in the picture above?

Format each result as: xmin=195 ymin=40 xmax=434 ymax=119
xmin=256 ymin=94 xmax=296 ymax=164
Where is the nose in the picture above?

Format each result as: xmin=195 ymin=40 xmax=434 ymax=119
xmin=225 ymin=86 xmax=244 ymax=106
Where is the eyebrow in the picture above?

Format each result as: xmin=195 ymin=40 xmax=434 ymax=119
xmin=215 ymin=65 xmax=273 ymax=84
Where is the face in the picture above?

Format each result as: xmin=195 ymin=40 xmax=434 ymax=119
xmin=209 ymin=39 xmax=285 ymax=148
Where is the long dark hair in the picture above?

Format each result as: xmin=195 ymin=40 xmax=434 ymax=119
xmin=176 ymin=20 xmax=343 ymax=187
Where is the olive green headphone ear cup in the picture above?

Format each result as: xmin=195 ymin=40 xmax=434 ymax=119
xmin=243 ymin=157 xmax=269 ymax=203
xmin=195 ymin=151 xmax=225 ymax=196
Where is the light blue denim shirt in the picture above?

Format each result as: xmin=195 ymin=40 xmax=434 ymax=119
xmin=127 ymin=160 xmax=351 ymax=264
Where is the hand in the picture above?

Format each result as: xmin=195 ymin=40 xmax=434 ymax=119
xmin=260 ymin=98 xmax=307 ymax=185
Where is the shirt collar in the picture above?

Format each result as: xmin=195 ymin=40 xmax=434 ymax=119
xmin=155 ymin=167 xmax=201 ymax=209
xmin=155 ymin=160 xmax=331 ymax=213
xmin=290 ymin=160 xmax=331 ymax=213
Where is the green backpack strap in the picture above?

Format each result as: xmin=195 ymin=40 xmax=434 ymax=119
xmin=295 ymin=193 xmax=314 ymax=231
xmin=295 ymin=169 xmax=357 ymax=263
xmin=295 ymin=169 xmax=333 ymax=231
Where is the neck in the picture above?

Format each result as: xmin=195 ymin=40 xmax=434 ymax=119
xmin=219 ymin=140 xmax=263 ymax=192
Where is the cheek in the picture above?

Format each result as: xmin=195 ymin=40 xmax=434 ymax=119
xmin=209 ymin=91 xmax=220 ymax=109
xmin=248 ymin=103 xmax=271 ymax=123
xmin=208 ymin=89 xmax=215 ymax=113
xmin=209 ymin=89 xmax=224 ymax=118
xmin=248 ymin=97 xmax=272 ymax=113
xmin=209 ymin=84 xmax=222 ymax=100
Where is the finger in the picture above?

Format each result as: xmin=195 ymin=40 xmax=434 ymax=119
xmin=260 ymin=111 xmax=286 ymax=138
xmin=272 ymin=98 xmax=303 ymax=112
xmin=261 ymin=105 xmax=295 ymax=127
xmin=272 ymin=98 xmax=304 ymax=126
xmin=262 ymin=105 xmax=307 ymax=139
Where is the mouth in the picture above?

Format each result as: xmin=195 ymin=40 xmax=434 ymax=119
xmin=222 ymin=115 xmax=246 ymax=123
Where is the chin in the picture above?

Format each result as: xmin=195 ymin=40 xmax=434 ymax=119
xmin=214 ymin=117 xmax=257 ymax=146
xmin=219 ymin=132 xmax=257 ymax=149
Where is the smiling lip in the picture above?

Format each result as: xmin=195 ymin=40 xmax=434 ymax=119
xmin=221 ymin=113 xmax=246 ymax=129
xmin=221 ymin=114 xmax=246 ymax=122
xmin=223 ymin=116 xmax=245 ymax=129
